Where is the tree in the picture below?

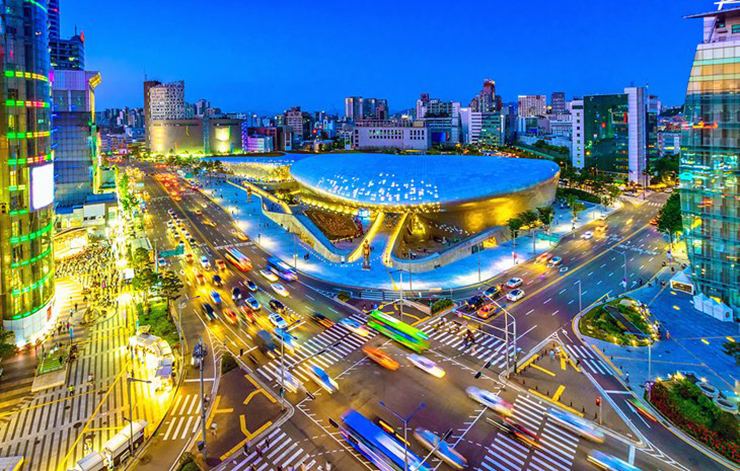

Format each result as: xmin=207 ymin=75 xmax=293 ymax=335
xmin=605 ymin=185 xmax=621 ymax=206
xmin=132 ymin=247 xmax=151 ymax=272
xmin=0 ymin=328 xmax=17 ymax=361
xmin=158 ymin=270 xmax=184 ymax=310
xmin=132 ymin=267 xmax=159 ymax=305
xmin=723 ymin=340 xmax=740 ymax=365
xmin=657 ymin=193 xmax=683 ymax=248
xmin=508 ymin=217 xmax=523 ymax=263
xmin=518 ymin=210 xmax=539 ymax=230
xmin=536 ymin=206 xmax=555 ymax=232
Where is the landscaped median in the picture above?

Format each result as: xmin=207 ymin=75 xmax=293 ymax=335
xmin=137 ymin=299 xmax=180 ymax=349
xmin=579 ymin=297 xmax=654 ymax=346
xmin=648 ymin=377 xmax=740 ymax=463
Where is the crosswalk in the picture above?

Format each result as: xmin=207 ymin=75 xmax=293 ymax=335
xmin=160 ymin=394 xmax=202 ymax=441
xmin=419 ymin=322 xmax=517 ymax=369
xmin=225 ymin=427 xmax=320 ymax=471
xmin=477 ymin=395 xmax=580 ymax=471
xmin=256 ymin=314 xmax=373 ymax=387
xmin=562 ymin=344 xmax=611 ymax=375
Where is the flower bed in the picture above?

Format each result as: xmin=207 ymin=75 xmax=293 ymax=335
xmin=579 ymin=299 xmax=650 ymax=345
xmin=649 ymin=378 xmax=740 ymax=463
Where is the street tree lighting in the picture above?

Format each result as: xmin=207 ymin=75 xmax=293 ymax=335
xmin=379 ymin=401 xmax=425 ymax=471
xmin=126 ymin=374 xmax=151 ymax=458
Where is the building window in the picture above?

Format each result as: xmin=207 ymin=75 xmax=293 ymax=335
xmin=733 ymin=25 xmax=740 ymax=34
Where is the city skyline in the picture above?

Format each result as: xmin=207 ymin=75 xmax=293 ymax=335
xmin=65 ymin=0 xmax=699 ymax=112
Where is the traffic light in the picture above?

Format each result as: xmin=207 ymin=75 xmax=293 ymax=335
xmin=197 ymin=441 xmax=205 ymax=452
xmin=474 ymin=372 xmax=482 ymax=379
xmin=596 ymin=397 xmax=601 ymax=406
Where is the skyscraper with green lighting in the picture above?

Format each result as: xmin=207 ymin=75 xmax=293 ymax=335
xmin=1 ymin=0 xmax=56 ymax=345
xmin=681 ymin=6 xmax=740 ymax=318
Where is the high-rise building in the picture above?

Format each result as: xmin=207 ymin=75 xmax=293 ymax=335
xmin=345 ymin=97 xmax=388 ymax=121
xmin=551 ymin=92 xmax=566 ymax=115
xmin=47 ymin=0 xmax=84 ymax=71
xmin=52 ymin=70 xmax=102 ymax=208
xmin=1 ymin=0 xmax=56 ymax=345
xmin=284 ymin=106 xmax=311 ymax=145
xmin=470 ymin=79 xmax=498 ymax=113
xmin=345 ymin=97 xmax=363 ymax=121
xmin=517 ymin=95 xmax=547 ymax=118
xmin=143 ymin=80 xmax=160 ymax=149
xmin=571 ymin=87 xmax=651 ymax=184
xmin=48 ymin=0 xmax=61 ymax=40
xmin=681 ymin=7 xmax=740 ymax=318
xmin=145 ymin=81 xmax=185 ymax=150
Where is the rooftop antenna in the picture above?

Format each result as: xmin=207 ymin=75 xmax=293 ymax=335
xmin=716 ymin=0 xmax=740 ymax=10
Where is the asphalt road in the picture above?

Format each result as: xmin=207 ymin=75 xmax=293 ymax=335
xmin=128 ymin=162 xmax=732 ymax=471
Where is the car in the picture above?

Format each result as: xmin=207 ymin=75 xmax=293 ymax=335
xmin=178 ymin=240 xmax=185 ymax=247
xmin=408 ymin=354 xmax=445 ymax=378
xmin=306 ymin=365 xmax=338 ymax=394
xmin=506 ymin=289 xmax=525 ymax=302
xmin=339 ymin=318 xmax=369 ymax=336
xmin=268 ymin=299 xmax=285 ymax=313
xmin=477 ymin=304 xmax=500 ymax=320
xmin=465 ymin=295 xmax=485 ymax=311
xmin=255 ymin=329 xmax=277 ymax=353
xmin=413 ymin=427 xmax=467 ymax=470
xmin=167 ymin=221 xmax=174 ymax=228
xmin=183 ymin=231 xmax=191 ymax=239
xmin=309 ymin=312 xmax=334 ymax=329
xmin=271 ymin=283 xmax=289 ymax=297
xmin=650 ymin=217 xmax=659 ymax=226
xmin=239 ymin=305 xmax=255 ymax=324
xmin=158 ymin=257 xmax=167 ymax=267
xmin=210 ymin=290 xmax=222 ymax=304
xmin=260 ymin=269 xmax=279 ymax=282
xmin=272 ymin=328 xmax=298 ymax=352
xmin=246 ymin=296 xmax=261 ymax=311
xmin=167 ymin=209 xmax=175 ymax=216
xmin=200 ymin=256 xmax=210 ymax=270
xmin=245 ymin=279 xmax=258 ymax=292
xmin=535 ymin=252 xmax=553 ymax=264
xmin=216 ymin=259 xmax=226 ymax=271
xmin=231 ymin=287 xmax=242 ymax=302
xmin=203 ymin=219 xmax=217 ymax=227
xmin=363 ymin=346 xmax=399 ymax=370
xmin=201 ymin=303 xmax=216 ymax=321
xmin=234 ymin=231 xmax=249 ymax=241
xmin=189 ymin=238 xmax=197 ymax=245
xmin=212 ymin=274 xmax=223 ymax=287
xmin=547 ymin=408 xmax=604 ymax=443
xmin=223 ymin=308 xmax=238 ymax=325
xmin=581 ymin=231 xmax=594 ymax=240
xmin=466 ymin=386 xmax=513 ymax=417
xmin=185 ymin=252 xmax=194 ymax=263
xmin=595 ymin=225 xmax=607 ymax=234
xmin=504 ymin=418 xmax=539 ymax=448
xmin=280 ymin=371 xmax=304 ymax=394
xmin=506 ymin=278 xmax=523 ymax=289
xmin=194 ymin=210 xmax=203 ymax=216
xmin=194 ymin=271 xmax=206 ymax=285
xmin=587 ymin=451 xmax=642 ymax=471
xmin=548 ymin=256 xmax=563 ymax=267
xmin=484 ymin=285 xmax=502 ymax=298
xmin=268 ymin=312 xmax=288 ymax=329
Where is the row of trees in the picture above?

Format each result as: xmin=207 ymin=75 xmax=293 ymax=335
xmin=656 ymin=192 xmax=683 ymax=248
xmin=131 ymin=247 xmax=184 ymax=311
xmin=507 ymin=206 xmax=556 ymax=252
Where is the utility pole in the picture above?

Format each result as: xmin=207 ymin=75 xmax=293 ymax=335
xmin=193 ymin=339 xmax=209 ymax=460
xmin=126 ymin=374 xmax=151 ymax=459
xmin=379 ymin=401 xmax=425 ymax=471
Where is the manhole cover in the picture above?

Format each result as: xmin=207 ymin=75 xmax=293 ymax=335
xmin=73 ymin=422 xmax=83 ymax=429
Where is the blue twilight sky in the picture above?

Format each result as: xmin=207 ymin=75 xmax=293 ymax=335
xmin=61 ymin=0 xmax=707 ymax=114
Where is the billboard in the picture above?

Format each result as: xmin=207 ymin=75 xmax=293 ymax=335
xmin=31 ymin=163 xmax=55 ymax=210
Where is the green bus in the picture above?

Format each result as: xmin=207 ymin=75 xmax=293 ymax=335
xmin=367 ymin=310 xmax=430 ymax=352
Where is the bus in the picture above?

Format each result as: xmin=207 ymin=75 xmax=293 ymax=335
xmin=367 ymin=311 xmax=430 ymax=352
xmin=266 ymin=257 xmax=297 ymax=281
xmin=224 ymin=247 xmax=252 ymax=271
xmin=339 ymin=409 xmax=429 ymax=471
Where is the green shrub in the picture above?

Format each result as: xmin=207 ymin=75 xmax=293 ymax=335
xmin=431 ymin=299 xmax=454 ymax=314
xmin=556 ymin=187 xmax=600 ymax=204
xmin=336 ymin=291 xmax=350 ymax=302
xmin=221 ymin=352 xmax=238 ymax=375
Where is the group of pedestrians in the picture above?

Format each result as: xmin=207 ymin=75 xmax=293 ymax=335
xmin=55 ymin=242 xmax=123 ymax=310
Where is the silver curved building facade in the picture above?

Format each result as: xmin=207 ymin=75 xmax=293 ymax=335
xmin=290 ymin=154 xmax=560 ymax=233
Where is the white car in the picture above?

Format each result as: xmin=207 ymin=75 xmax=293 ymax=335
xmin=581 ymin=231 xmax=594 ymax=240
xmin=506 ymin=289 xmax=525 ymax=302
xmin=157 ymin=257 xmax=168 ymax=267
xmin=268 ymin=312 xmax=288 ymax=329
xmin=408 ymin=354 xmax=445 ymax=378
xmin=339 ymin=318 xmax=369 ymax=337
xmin=260 ymin=269 xmax=279 ymax=282
xmin=272 ymin=283 xmax=289 ymax=297
xmin=505 ymin=277 xmax=523 ymax=289
xmin=548 ymin=408 xmax=604 ymax=443
xmin=548 ymin=256 xmax=563 ymax=267
xmin=466 ymin=386 xmax=513 ymax=416
xmin=280 ymin=371 xmax=304 ymax=394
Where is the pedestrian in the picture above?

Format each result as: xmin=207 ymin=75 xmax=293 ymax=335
xmin=256 ymin=446 xmax=263 ymax=458
xmin=244 ymin=441 xmax=250 ymax=455
xmin=264 ymin=437 xmax=270 ymax=448
xmin=67 ymin=384 xmax=74 ymax=396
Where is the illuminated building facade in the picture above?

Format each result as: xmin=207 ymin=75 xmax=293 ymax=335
xmin=1 ymin=0 xmax=56 ymax=344
xmin=681 ymin=7 xmax=740 ymax=317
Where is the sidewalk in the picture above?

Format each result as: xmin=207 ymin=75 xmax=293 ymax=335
xmin=196 ymin=175 xmax=619 ymax=291
xmin=588 ymin=266 xmax=740 ymax=396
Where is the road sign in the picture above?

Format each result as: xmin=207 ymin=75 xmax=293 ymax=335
xmin=537 ymin=232 xmax=560 ymax=243
xmin=160 ymin=246 xmax=184 ymax=257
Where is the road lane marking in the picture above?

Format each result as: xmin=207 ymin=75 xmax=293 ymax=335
xmin=525 ymin=309 xmax=534 ymax=316
xmin=558 ymin=289 xmax=566 ymax=294
xmin=553 ymin=385 xmax=566 ymax=401
xmin=544 ymin=298 xmax=552 ymax=304
xmin=531 ymin=364 xmax=556 ymax=377
xmin=551 ymin=310 xmax=560 ymax=316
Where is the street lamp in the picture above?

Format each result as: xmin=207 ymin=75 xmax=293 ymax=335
xmin=379 ymin=401 xmax=425 ymax=471
xmin=614 ymin=249 xmax=628 ymax=292
xmin=575 ymin=279 xmax=583 ymax=313
xmin=279 ymin=318 xmax=303 ymax=410
xmin=192 ymin=339 xmax=209 ymax=460
xmin=178 ymin=296 xmax=200 ymax=349
xmin=126 ymin=374 xmax=151 ymax=458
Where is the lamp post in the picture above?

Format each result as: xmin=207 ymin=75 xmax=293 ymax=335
xmin=178 ymin=296 xmax=200 ymax=349
xmin=379 ymin=401 xmax=425 ymax=471
xmin=126 ymin=374 xmax=151 ymax=458
xmin=575 ymin=279 xmax=583 ymax=313
xmin=192 ymin=339 xmax=209 ymax=460
xmin=279 ymin=318 xmax=302 ymax=410
xmin=614 ymin=250 xmax=628 ymax=292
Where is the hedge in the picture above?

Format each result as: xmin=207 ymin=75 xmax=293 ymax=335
xmin=557 ymin=187 xmax=601 ymax=204
xmin=138 ymin=301 xmax=179 ymax=348
xmin=649 ymin=379 xmax=740 ymax=462
xmin=431 ymin=299 xmax=454 ymax=314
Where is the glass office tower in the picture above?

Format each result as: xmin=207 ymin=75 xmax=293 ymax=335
xmin=1 ymin=0 xmax=56 ymax=344
xmin=681 ymin=7 xmax=740 ymax=317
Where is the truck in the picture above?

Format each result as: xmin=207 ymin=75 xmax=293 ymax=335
xmin=72 ymin=451 xmax=106 ymax=471
xmin=255 ymin=329 xmax=277 ymax=354
xmin=101 ymin=420 xmax=148 ymax=468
